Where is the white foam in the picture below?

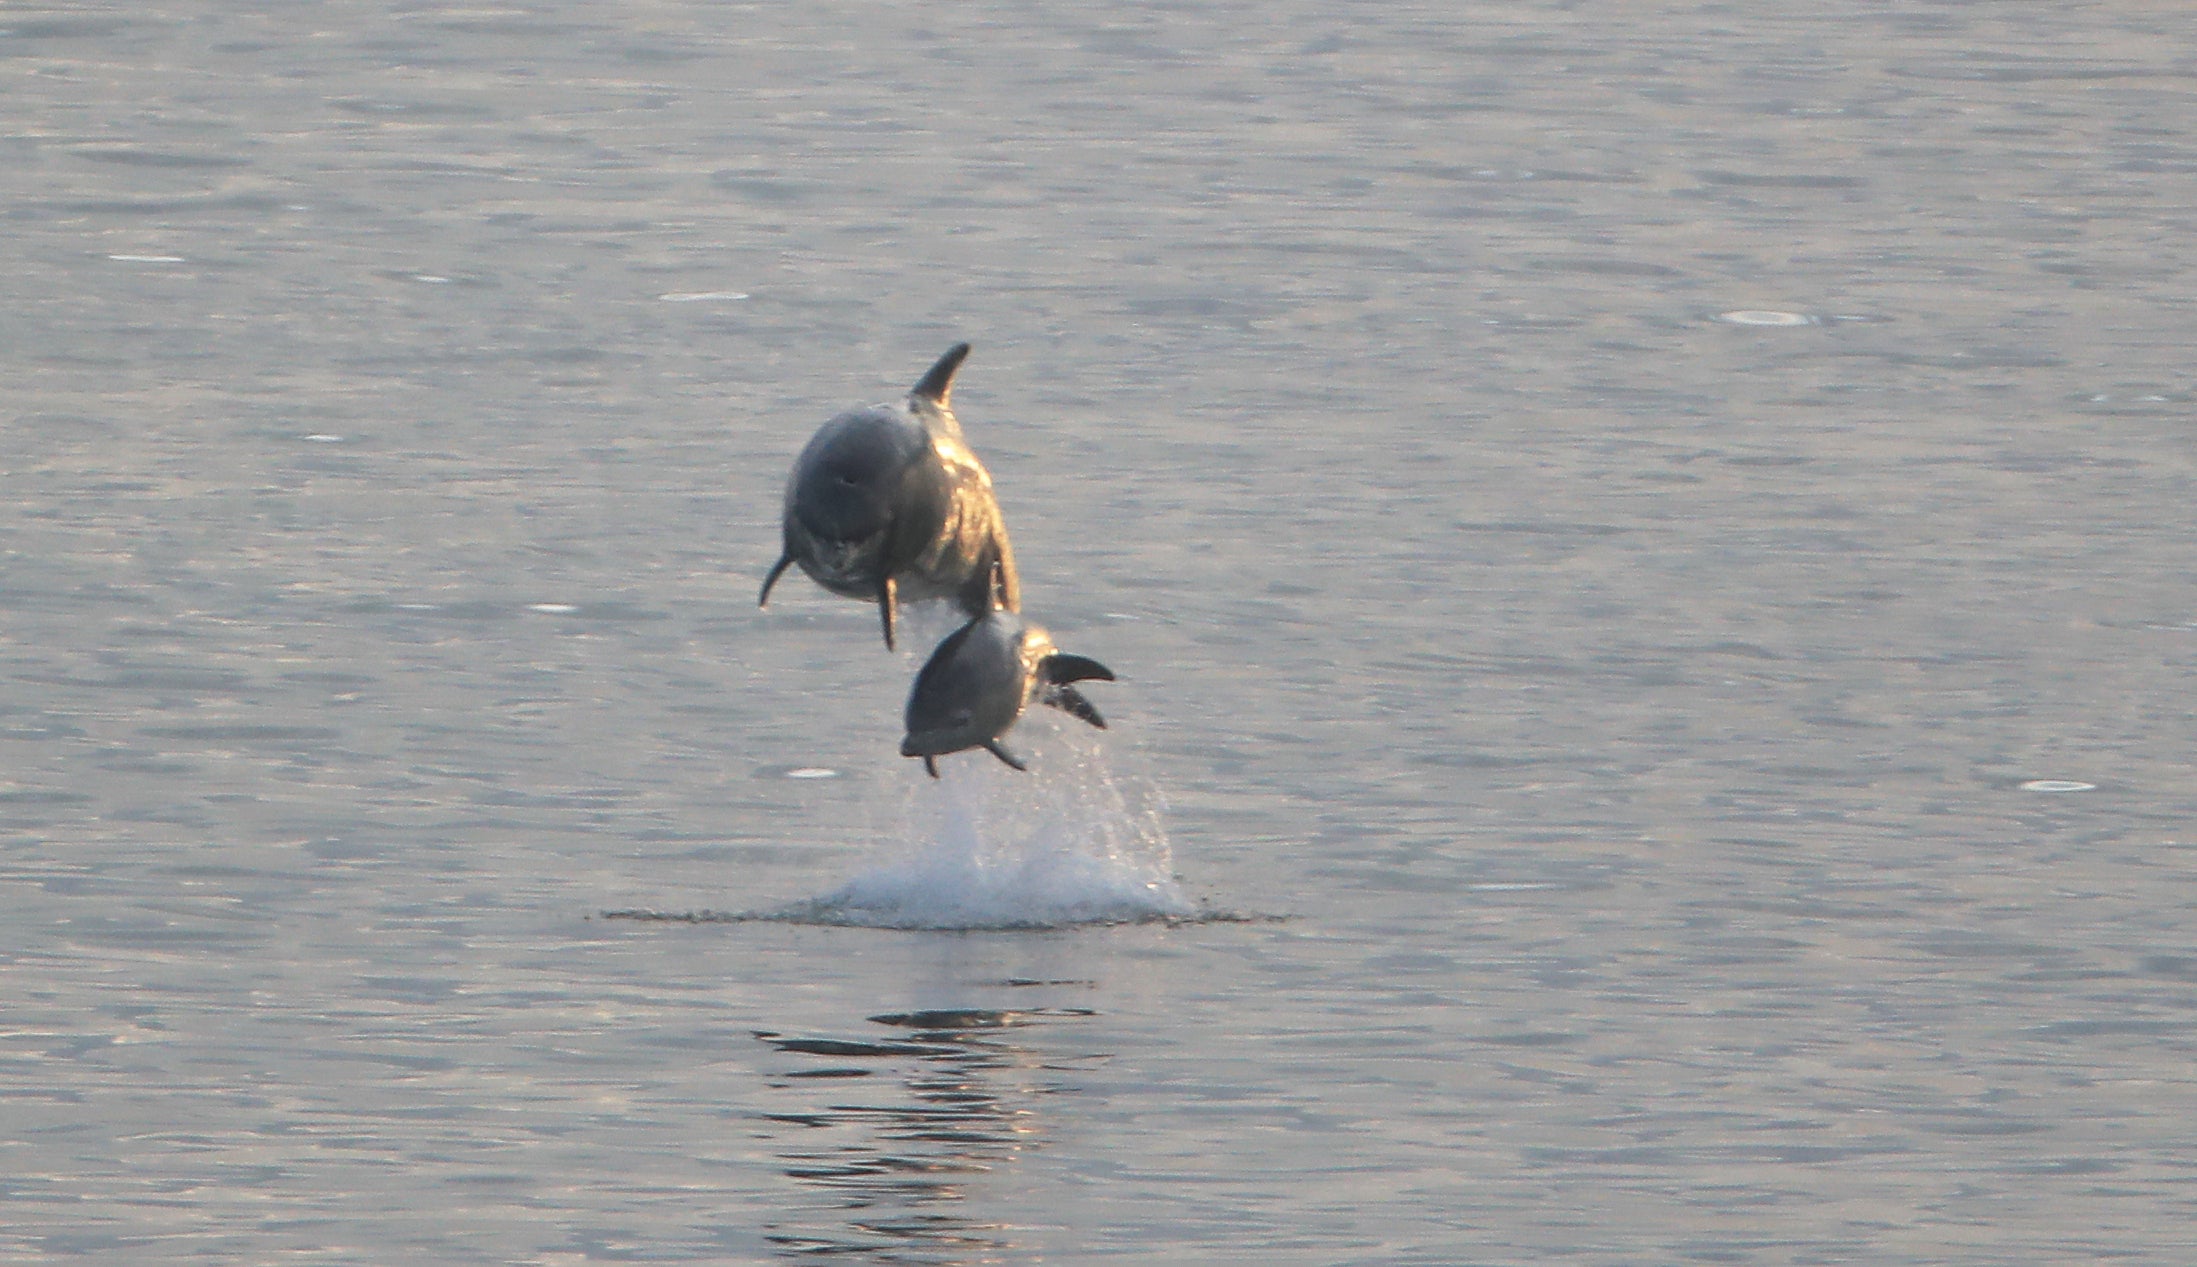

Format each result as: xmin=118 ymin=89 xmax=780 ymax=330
xmin=808 ymin=716 xmax=1191 ymax=930
xmin=1717 ymin=309 xmax=1816 ymax=327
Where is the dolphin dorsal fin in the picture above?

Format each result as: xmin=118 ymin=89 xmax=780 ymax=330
xmin=910 ymin=342 xmax=972 ymax=408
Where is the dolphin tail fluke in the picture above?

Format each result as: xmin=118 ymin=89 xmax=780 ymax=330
xmin=1039 ymin=653 xmax=1112 ymax=727
xmin=982 ymin=740 xmax=1028 ymax=772
xmin=910 ymin=342 xmax=972 ymax=407
xmin=1042 ymin=683 xmax=1107 ymax=730
xmin=877 ymin=574 xmax=899 ymax=650
xmin=758 ymin=551 xmax=795 ymax=608
xmin=1043 ymin=653 xmax=1114 ymax=685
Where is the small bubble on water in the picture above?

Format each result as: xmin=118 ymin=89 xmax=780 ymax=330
xmin=1717 ymin=309 xmax=1817 ymax=327
xmin=2019 ymin=779 xmax=2096 ymax=793
xmin=659 ymin=291 xmax=750 ymax=302
xmin=784 ymin=767 xmax=839 ymax=780
xmin=413 ymin=274 xmax=451 ymax=284
xmin=527 ymin=603 xmax=579 ymax=614
xmin=302 ymin=433 xmax=345 ymax=443
xmin=109 ymin=253 xmax=185 ymax=263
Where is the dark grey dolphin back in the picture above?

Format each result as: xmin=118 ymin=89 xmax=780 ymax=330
xmin=757 ymin=404 xmax=943 ymax=647
xmin=900 ymin=610 xmax=1029 ymax=772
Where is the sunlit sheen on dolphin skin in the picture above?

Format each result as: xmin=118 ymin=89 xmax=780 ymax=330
xmin=757 ymin=343 xmax=1021 ymax=650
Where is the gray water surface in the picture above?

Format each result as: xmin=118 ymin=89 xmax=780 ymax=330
xmin=6 ymin=2 xmax=2197 ymax=1262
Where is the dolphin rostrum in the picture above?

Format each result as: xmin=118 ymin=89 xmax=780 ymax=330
xmin=757 ymin=343 xmax=1020 ymax=650
xmin=899 ymin=604 xmax=1114 ymax=777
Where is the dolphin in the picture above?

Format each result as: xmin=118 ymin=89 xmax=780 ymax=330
xmin=757 ymin=343 xmax=1020 ymax=650
xmin=900 ymin=605 xmax=1114 ymax=777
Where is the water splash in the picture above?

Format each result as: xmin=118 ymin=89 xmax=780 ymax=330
xmin=603 ymin=603 xmax=1215 ymax=931
xmin=797 ymin=718 xmax=1193 ymax=930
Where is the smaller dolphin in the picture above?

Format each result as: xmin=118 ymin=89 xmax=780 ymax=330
xmin=757 ymin=343 xmax=1019 ymax=650
xmin=900 ymin=605 xmax=1114 ymax=777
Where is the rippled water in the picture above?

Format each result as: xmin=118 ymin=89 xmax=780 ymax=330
xmin=7 ymin=2 xmax=2197 ymax=1262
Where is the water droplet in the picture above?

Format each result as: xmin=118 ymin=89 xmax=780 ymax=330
xmin=1717 ymin=309 xmax=1816 ymax=327
xmin=659 ymin=291 xmax=750 ymax=302
xmin=2019 ymin=779 xmax=2095 ymax=793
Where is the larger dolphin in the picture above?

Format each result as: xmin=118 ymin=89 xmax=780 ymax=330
xmin=757 ymin=343 xmax=1020 ymax=650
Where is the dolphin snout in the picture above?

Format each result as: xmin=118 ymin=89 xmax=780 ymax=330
xmin=809 ymin=535 xmax=877 ymax=575
xmin=900 ymin=724 xmax=970 ymax=758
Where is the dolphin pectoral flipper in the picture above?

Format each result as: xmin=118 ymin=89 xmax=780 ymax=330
xmin=1042 ymin=683 xmax=1107 ymax=730
xmin=988 ymin=539 xmax=1021 ymax=614
xmin=923 ymin=755 xmax=939 ymax=779
xmin=877 ymin=574 xmax=899 ymax=650
xmin=758 ymin=551 xmax=795 ymax=608
xmin=910 ymin=343 xmax=972 ymax=407
xmin=955 ymin=546 xmax=1021 ymax=619
xmin=981 ymin=740 xmax=1028 ymax=771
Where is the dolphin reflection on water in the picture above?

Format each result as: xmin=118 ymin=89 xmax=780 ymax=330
xmin=901 ymin=600 xmax=1114 ymax=777
xmin=758 ymin=343 xmax=1020 ymax=650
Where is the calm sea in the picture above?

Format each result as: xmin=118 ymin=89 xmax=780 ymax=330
xmin=4 ymin=2 xmax=2195 ymax=1262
